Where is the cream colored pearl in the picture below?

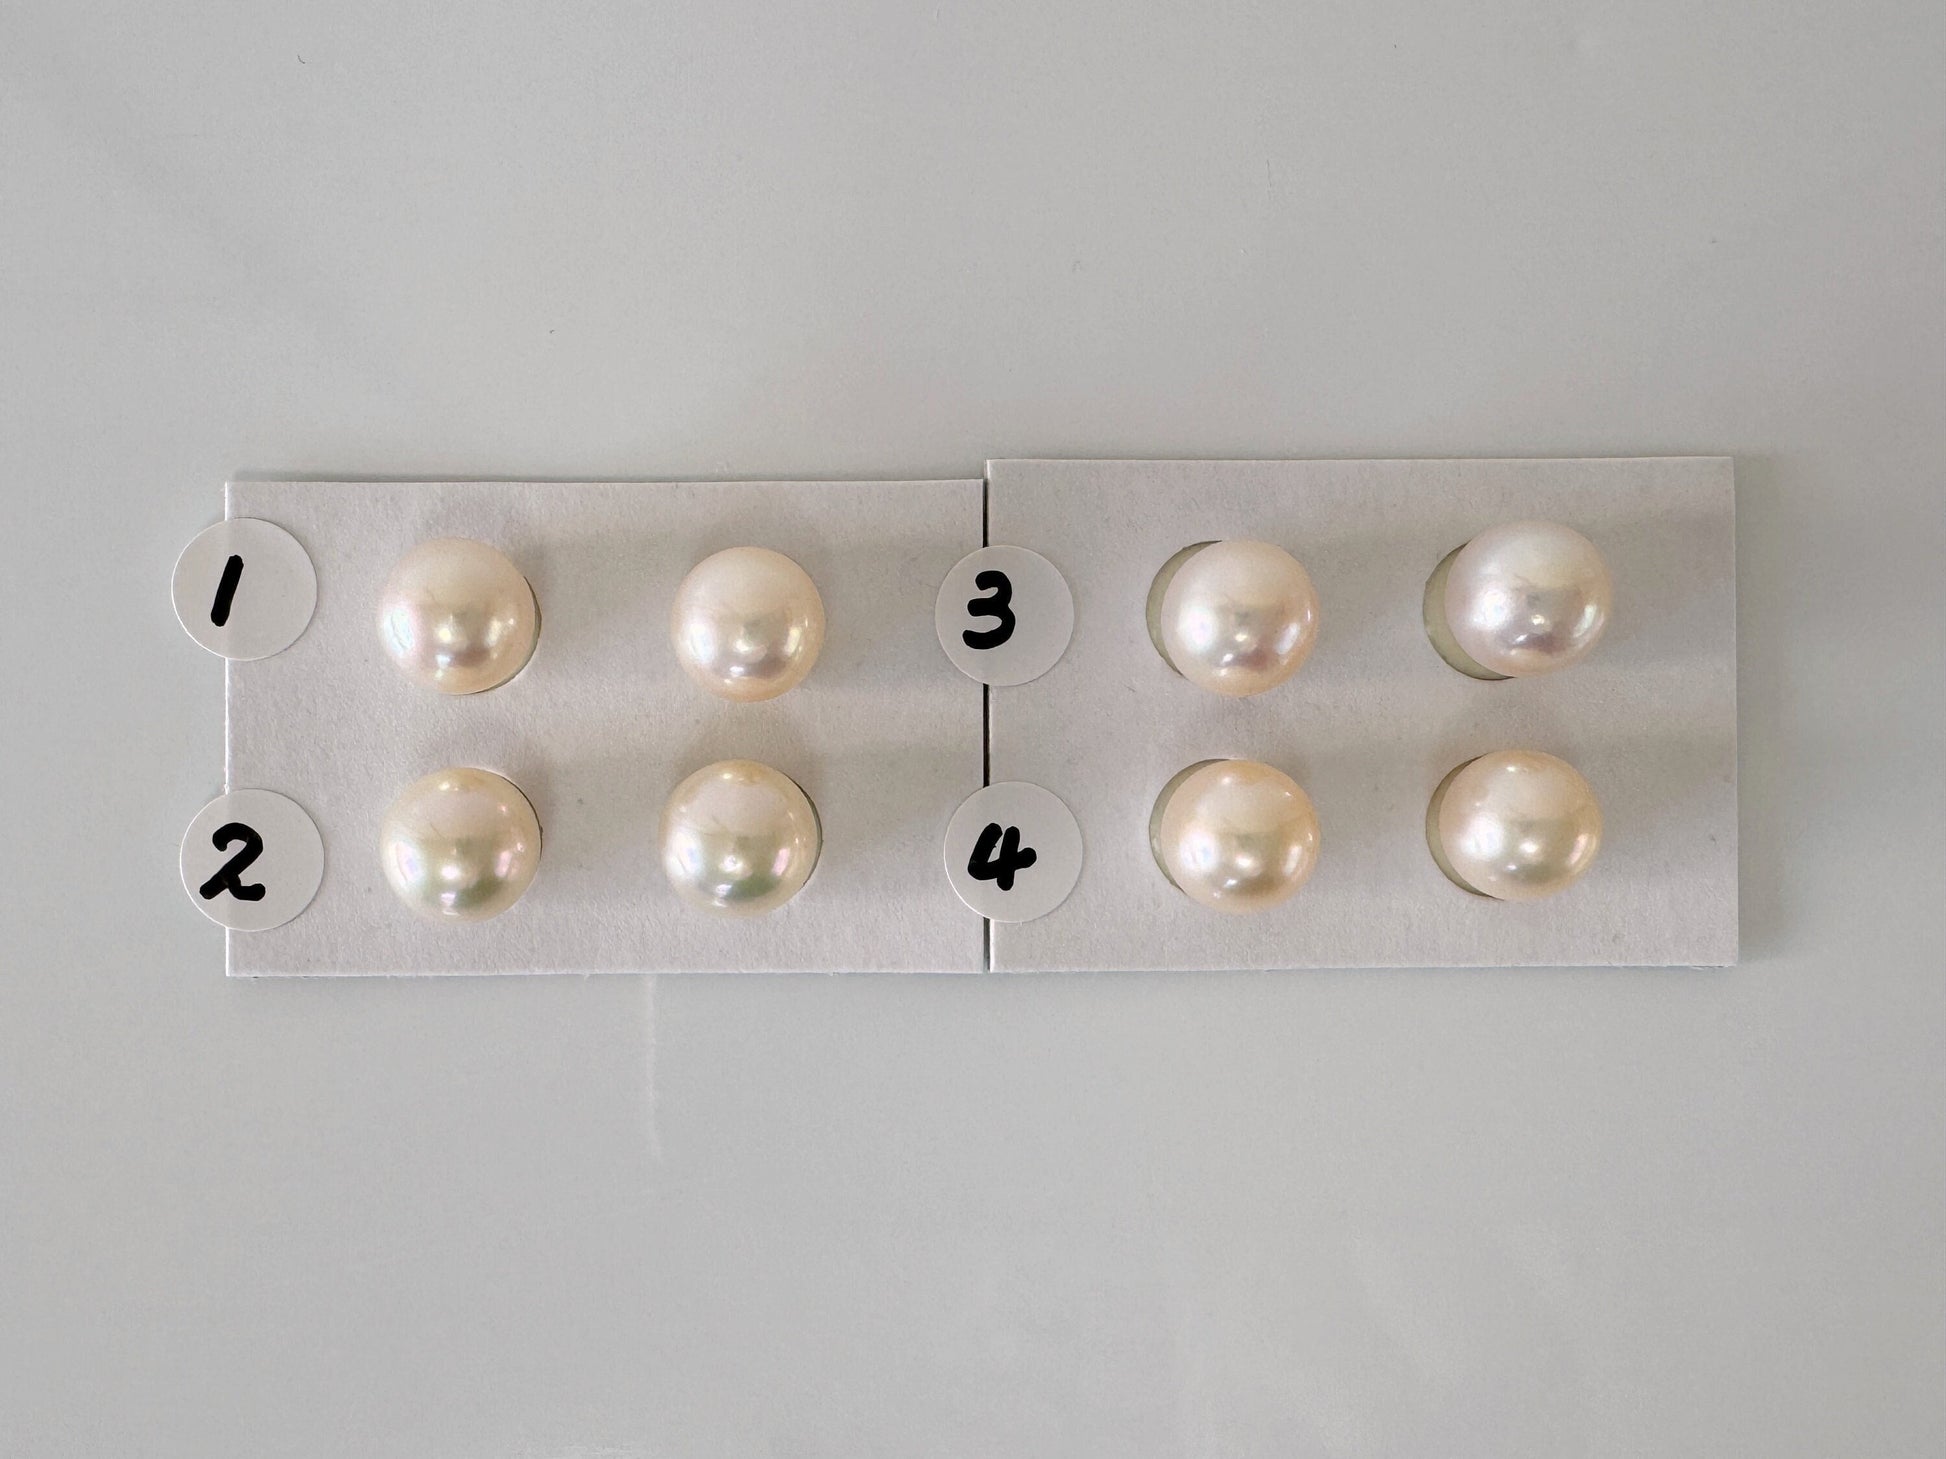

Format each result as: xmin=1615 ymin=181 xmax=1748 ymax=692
xmin=1426 ymin=520 xmax=1612 ymax=679
xmin=376 ymin=538 xmax=538 ymax=694
xmin=1428 ymin=750 xmax=1602 ymax=900
xmin=661 ymin=760 xmax=821 ymax=915
xmin=671 ymin=547 xmax=825 ymax=702
xmin=379 ymin=767 xmax=542 ymax=922
xmin=1147 ymin=540 xmax=1320 ymax=697
xmin=1150 ymin=759 xmax=1321 ymax=913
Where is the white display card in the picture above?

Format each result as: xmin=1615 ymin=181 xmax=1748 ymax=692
xmin=984 ymin=458 xmax=1738 ymax=970
xmin=224 ymin=480 xmax=987 ymax=975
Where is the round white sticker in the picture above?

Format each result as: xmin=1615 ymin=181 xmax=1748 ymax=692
xmin=172 ymin=518 xmax=317 ymax=661
xmin=943 ymin=782 xmax=1083 ymax=923
xmin=180 ymin=788 xmax=325 ymax=932
xmin=935 ymin=545 xmax=1074 ymax=687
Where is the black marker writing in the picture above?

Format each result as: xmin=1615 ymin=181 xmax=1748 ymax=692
xmin=962 ymin=569 xmax=1016 ymax=650
xmin=198 ymin=822 xmax=267 ymax=902
xmin=967 ymin=822 xmax=1036 ymax=891
xmin=210 ymin=554 xmax=244 ymax=627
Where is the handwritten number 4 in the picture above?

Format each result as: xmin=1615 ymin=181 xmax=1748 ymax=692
xmin=968 ymin=822 xmax=1036 ymax=892
xmin=962 ymin=569 xmax=1015 ymax=650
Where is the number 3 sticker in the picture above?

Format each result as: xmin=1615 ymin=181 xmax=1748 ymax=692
xmin=935 ymin=546 xmax=1074 ymax=686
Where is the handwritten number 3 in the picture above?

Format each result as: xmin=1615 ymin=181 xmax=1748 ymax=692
xmin=962 ymin=569 xmax=1016 ymax=650
xmin=199 ymin=822 xmax=268 ymax=902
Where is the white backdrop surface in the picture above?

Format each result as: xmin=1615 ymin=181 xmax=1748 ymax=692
xmin=3 ymin=1 xmax=1941 ymax=1455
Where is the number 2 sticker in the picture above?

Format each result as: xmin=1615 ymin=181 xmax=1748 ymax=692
xmin=179 ymin=788 xmax=325 ymax=932
xmin=935 ymin=546 xmax=1074 ymax=687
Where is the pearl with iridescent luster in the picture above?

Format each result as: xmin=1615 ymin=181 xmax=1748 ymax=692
xmin=1147 ymin=540 xmax=1320 ymax=697
xmin=1426 ymin=520 xmax=1612 ymax=679
xmin=376 ymin=538 xmax=539 ymax=694
xmin=1150 ymin=759 xmax=1321 ymax=913
xmin=379 ymin=767 xmax=543 ymax=922
xmin=1428 ymin=750 xmax=1602 ymax=901
xmin=661 ymin=760 xmax=821 ymax=915
xmin=671 ymin=547 xmax=825 ymax=702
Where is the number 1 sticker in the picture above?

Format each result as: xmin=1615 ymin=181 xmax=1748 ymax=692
xmin=935 ymin=546 xmax=1074 ymax=686
xmin=172 ymin=518 xmax=317 ymax=661
xmin=944 ymin=782 xmax=1083 ymax=922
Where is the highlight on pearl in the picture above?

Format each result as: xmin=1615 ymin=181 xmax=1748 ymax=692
xmin=379 ymin=767 xmax=543 ymax=922
xmin=1146 ymin=540 xmax=1321 ymax=697
xmin=376 ymin=537 xmax=539 ymax=694
xmin=671 ymin=546 xmax=825 ymax=702
xmin=1424 ymin=520 xmax=1612 ymax=680
xmin=660 ymin=759 xmax=821 ymax=916
xmin=1427 ymin=749 xmax=1602 ymax=901
xmin=1150 ymin=758 xmax=1321 ymax=913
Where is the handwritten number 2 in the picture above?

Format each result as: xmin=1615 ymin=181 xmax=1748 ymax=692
xmin=967 ymin=822 xmax=1037 ymax=892
xmin=198 ymin=822 xmax=268 ymax=902
xmin=962 ymin=569 xmax=1015 ymax=650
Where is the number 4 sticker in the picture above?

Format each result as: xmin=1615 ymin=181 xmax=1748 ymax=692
xmin=944 ymin=783 xmax=1083 ymax=923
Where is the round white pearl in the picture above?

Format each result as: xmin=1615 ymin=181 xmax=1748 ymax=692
xmin=1428 ymin=750 xmax=1602 ymax=901
xmin=671 ymin=547 xmax=825 ymax=702
xmin=1427 ymin=521 xmax=1612 ymax=679
xmin=1150 ymin=759 xmax=1321 ymax=913
xmin=661 ymin=760 xmax=821 ymax=915
xmin=376 ymin=538 xmax=538 ymax=695
xmin=379 ymin=767 xmax=542 ymax=922
xmin=1147 ymin=540 xmax=1320 ymax=697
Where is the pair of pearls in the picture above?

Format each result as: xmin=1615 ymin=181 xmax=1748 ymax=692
xmin=1148 ymin=520 xmax=1613 ymax=692
xmin=373 ymin=540 xmax=826 ymax=923
xmin=1148 ymin=748 xmax=1602 ymax=912
xmin=378 ymin=758 xmax=821 ymax=923
xmin=1145 ymin=522 xmax=1610 ymax=910
xmin=376 ymin=540 xmax=824 ymax=702
xmin=378 ymin=750 xmax=1599 ymax=924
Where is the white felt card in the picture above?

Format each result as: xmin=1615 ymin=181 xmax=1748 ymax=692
xmin=984 ymin=458 xmax=1738 ymax=970
xmin=224 ymin=480 xmax=986 ymax=975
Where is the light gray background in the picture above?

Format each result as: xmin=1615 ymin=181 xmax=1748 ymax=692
xmin=3 ymin=1 xmax=1940 ymax=1454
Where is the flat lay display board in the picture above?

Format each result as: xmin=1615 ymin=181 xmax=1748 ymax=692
xmin=224 ymin=479 xmax=986 ymax=975
xmin=217 ymin=460 xmax=1734 ymax=975
xmin=986 ymin=457 xmax=1738 ymax=970
xmin=18 ymin=9 xmax=1939 ymax=1452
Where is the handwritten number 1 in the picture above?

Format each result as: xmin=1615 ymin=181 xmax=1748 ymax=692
xmin=210 ymin=554 xmax=244 ymax=627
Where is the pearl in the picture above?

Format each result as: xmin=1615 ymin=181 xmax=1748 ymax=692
xmin=1150 ymin=759 xmax=1321 ymax=913
xmin=379 ymin=767 xmax=542 ymax=922
xmin=1428 ymin=750 xmax=1602 ymax=900
xmin=376 ymin=538 xmax=538 ymax=694
xmin=661 ymin=760 xmax=821 ymax=915
xmin=1425 ymin=520 xmax=1612 ymax=679
xmin=1147 ymin=540 xmax=1320 ymax=696
xmin=671 ymin=547 xmax=825 ymax=702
